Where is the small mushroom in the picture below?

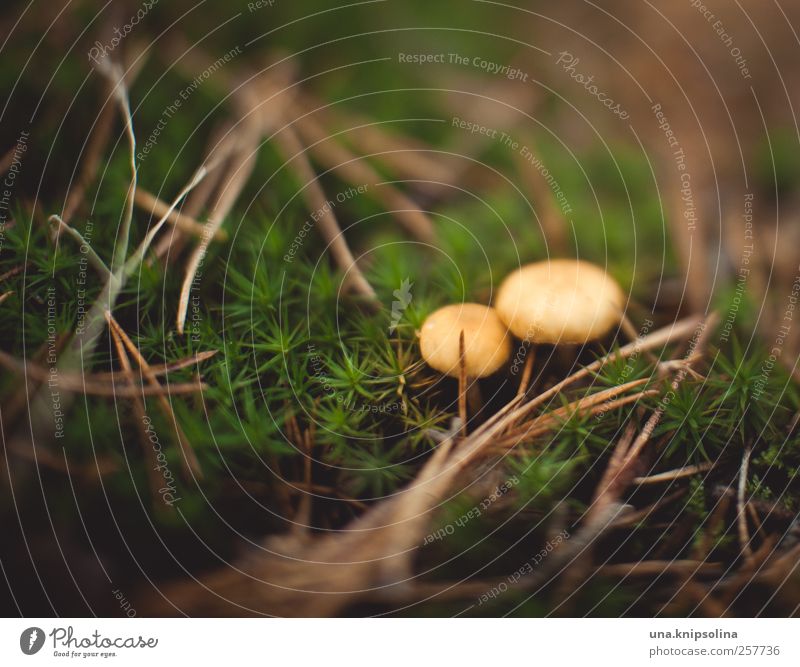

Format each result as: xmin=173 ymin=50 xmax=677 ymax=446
xmin=495 ymin=259 xmax=625 ymax=345
xmin=419 ymin=303 xmax=511 ymax=429
xmin=420 ymin=303 xmax=511 ymax=377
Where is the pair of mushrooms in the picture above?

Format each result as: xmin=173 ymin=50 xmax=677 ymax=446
xmin=419 ymin=259 xmax=625 ymax=391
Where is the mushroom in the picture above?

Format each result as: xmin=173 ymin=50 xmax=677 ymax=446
xmin=419 ymin=303 xmax=511 ymax=430
xmin=495 ymin=259 xmax=626 ymax=385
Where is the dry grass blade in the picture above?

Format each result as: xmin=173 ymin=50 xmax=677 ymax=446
xmin=61 ymin=46 xmax=148 ymax=225
xmin=738 ymin=445 xmax=754 ymax=560
xmin=0 ymin=349 xmax=207 ymax=397
xmin=48 ymin=215 xmax=110 ymax=278
xmin=300 ymin=92 xmax=453 ymax=188
xmin=0 ymin=264 xmax=27 ymax=282
xmin=292 ymin=109 xmax=436 ymax=242
xmin=274 ymin=124 xmax=377 ymax=304
xmin=583 ymin=313 xmax=717 ymax=546
xmin=7 ymin=441 xmax=118 ymax=480
xmin=176 ymin=136 xmax=258 ymax=333
xmin=508 ymin=377 xmax=650 ymax=435
xmin=133 ymin=188 xmax=227 ymax=241
xmin=492 ymin=380 xmax=654 ymax=452
xmin=94 ymin=59 xmax=137 ymax=277
xmin=598 ymin=560 xmax=723 ymax=578
xmin=105 ymin=312 xmax=203 ymax=479
xmin=108 ymin=323 xmax=164 ymax=508
xmin=618 ymin=313 xmax=718 ymax=473
xmin=512 ymin=137 xmax=567 ymax=254
xmin=495 ymin=315 xmax=705 ymax=434
xmin=90 ymin=350 xmax=218 ymax=380
xmin=494 ymin=390 xmax=657 ymax=453
xmin=633 ymin=462 xmax=714 ymax=485
xmin=152 ymin=120 xmax=236 ymax=262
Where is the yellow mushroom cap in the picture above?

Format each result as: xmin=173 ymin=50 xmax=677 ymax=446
xmin=495 ymin=260 xmax=625 ymax=344
xmin=419 ymin=303 xmax=511 ymax=378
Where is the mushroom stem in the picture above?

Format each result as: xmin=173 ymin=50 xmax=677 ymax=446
xmin=466 ymin=382 xmax=483 ymax=419
xmin=516 ymin=344 xmax=536 ymax=398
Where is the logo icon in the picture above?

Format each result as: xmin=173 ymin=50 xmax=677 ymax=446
xmin=388 ymin=278 xmax=413 ymax=333
xmin=20 ymin=627 xmax=45 ymax=655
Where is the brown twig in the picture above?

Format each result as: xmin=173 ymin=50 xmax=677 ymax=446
xmin=61 ymin=44 xmax=148 ymax=225
xmin=633 ymin=461 xmax=714 ymax=485
xmin=512 ymin=136 xmax=567 ymax=254
xmin=274 ymin=124 xmax=377 ymax=305
xmin=300 ymin=92 xmax=453 ymax=189
xmin=0 ymin=349 xmax=207 ymax=397
xmin=292 ymin=109 xmax=436 ymax=242
xmin=8 ymin=441 xmax=119 ymax=481
xmin=0 ymin=264 xmax=27 ymax=283
xmin=133 ymin=188 xmax=227 ymax=241
xmin=176 ymin=125 xmax=261 ymax=334
xmin=105 ymin=312 xmax=202 ymax=479
xmin=496 ymin=379 xmax=652 ymax=446
xmin=90 ymin=350 xmax=218 ymax=380
xmin=737 ymin=445 xmax=754 ymax=560
xmin=618 ymin=314 xmax=717 ymax=474
xmin=598 ymin=560 xmax=722 ymax=578
xmin=108 ymin=322 xmax=165 ymax=508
